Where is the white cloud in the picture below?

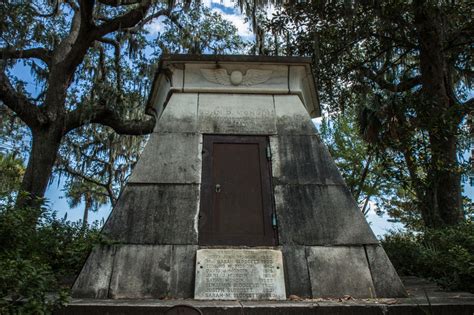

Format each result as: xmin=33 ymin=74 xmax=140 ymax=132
xmin=265 ymin=4 xmax=277 ymax=18
xmin=366 ymin=204 xmax=405 ymax=238
xmin=211 ymin=7 xmax=253 ymax=38
xmin=145 ymin=1 xmax=255 ymax=39
xmin=146 ymin=15 xmax=168 ymax=34
xmin=203 ymin=0 xmax=237 ymax=9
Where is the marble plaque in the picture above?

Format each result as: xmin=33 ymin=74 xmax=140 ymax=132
xmin=194 ymin=249 xmax=286 ymax=300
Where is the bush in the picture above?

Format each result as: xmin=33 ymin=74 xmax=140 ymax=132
xmin=382 ymin=221 xmax=474 ymax=292
xmin=0 ymin=199 xmax=103 ymax=314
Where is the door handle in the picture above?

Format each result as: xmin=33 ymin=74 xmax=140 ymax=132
xmin=215 ymin=184 xmax=221 ymax=193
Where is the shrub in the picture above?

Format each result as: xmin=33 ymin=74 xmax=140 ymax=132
xmin=0 ymin=199 xmax=103 ymax=314
xmin=382 ymin=221 xmax=474 ymax=292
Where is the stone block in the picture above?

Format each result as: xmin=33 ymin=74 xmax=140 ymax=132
xmin=307 ymin=246 xmax=376 ymax=298
xmin=154 ymin=93 xmax=198 ymax=133
xmin=150 ymin=74 xmax=171 ymax=118
xmin=102 ymin=184 xmax=200 ymax=244
xmin=169 ymin=64 xmax=184 ymax=90
xmin=71 ymin=245 xmax=115 ymax=298
xmin=128 ymin=133 xmax=201 ymax=184
xmin=169 ymin=245 xmax=199 ymax=298
xmin=274 ymin=95 xmax=317 ymax=135
xmin=109 ymin=245 xmax=172 ymax=299
xmin=271 ymin=135 xmax=346 ymax=186
xmin=274 ymin=184 xmax=378 ymax=245
xmin=281 ymin=246 xmax=312 ymax=298
xmin=365 ymin=245 xmax=407 ymax=298
xmin=198 ymin=94 xmax=276 ymax=134
xmin=289 ymin=65 xmax=319 ymax=118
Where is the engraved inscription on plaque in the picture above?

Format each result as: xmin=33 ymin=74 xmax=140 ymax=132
xmin=194 ymin=249 xmax=286 ymax=300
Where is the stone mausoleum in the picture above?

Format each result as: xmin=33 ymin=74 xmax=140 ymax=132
xmin=72 ymin=55 xmax=406 ymax=300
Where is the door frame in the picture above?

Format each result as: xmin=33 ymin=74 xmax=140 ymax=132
xmin=198 ymin=135 xmax=276 ymax=246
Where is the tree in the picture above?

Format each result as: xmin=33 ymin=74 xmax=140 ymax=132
xmin=56 ymin=2 xmax=246 ymax=215
xmin=0 ymin=1 xmax=246 ymax=220
xmin=268 ymin=0 xmax=473 ymax=227
xmin=0 ymin=153 xmax=25 ymax=202
xmin=156 ymin=3 xmax=248 ymax=54
xmin=63 ymin=179 xmax=108 ymax=229
xmin=318 ymin=108 xmax=403 ymax=216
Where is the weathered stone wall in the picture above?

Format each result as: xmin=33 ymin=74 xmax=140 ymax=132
xmin=72 ymin=244 xmax=197 ymax=299
xmin=73 ymin=90 xmax=405 ymax=299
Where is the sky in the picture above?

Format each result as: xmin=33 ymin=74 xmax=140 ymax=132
xmin=41 ymin=0 xmax=403 ymax=238
xmin=6 ymin=1 xmax=468 ymax=238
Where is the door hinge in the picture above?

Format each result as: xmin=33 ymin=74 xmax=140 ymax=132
xmin=272 ymin=212 xmax=277 ymax=229
xmin=266 ymin=145 xmax=272 ymax=161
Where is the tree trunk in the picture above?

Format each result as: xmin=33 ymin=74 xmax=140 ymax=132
xmin=414 ymin=1 xmax=463 ymax=227
xmin=354 ymin=154 xmax=372 ymax=202
xmin=82 ymin=192 xmax=92 ymax=229
xmin=423 ymin=134 xmax=463 ymax=227
xmin=17 ymin=129 xmax=62 ymax=215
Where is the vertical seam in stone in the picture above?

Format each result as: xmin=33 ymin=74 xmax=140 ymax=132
xmin=238 ymin=300 xmax=244 ymax=314
xmin=304 ymin=246 xmax=313 ymax=298
xmin=272 ymin=94 xmax=276 ymax=131
xmin=287 ymin=65 xmax=291 ymax=94
xmin=197 ymin=93 xmax=200 ymax=124
xmin=363 ymin=244 xmax=377 ymax=299
xmin=182 ymin=63 xmax=186 ymax=92
xmin=107 ymin=245 xmax=118 ymax=299
xmin=168 ymin=245 xmax=174 ymax=297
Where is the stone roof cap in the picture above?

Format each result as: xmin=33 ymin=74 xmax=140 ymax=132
xmin=146 ymin=54 xmax=320 ymax=118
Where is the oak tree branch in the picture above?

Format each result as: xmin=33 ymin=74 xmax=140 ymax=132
xmin=0 ymin=47 xmax=51 ymax=65
xmin=0 ymin=71 xmax=47 ymax=129
xmin=360 ymin=67 xmax=422 ymax=92
xmin=65 ymin=105 xmax=156 ymax=136
xmin=93 ymin=0 xmax=152 ymax=39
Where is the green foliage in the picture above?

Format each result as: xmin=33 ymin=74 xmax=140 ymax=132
xmin=268 ymin=1 xmax=472 ymax=227
xmin=382 ymin=222 xmax=474 ymax=292
xmin=318 ymin=108 xmax=404 ymax=216
xmin=1 ymin=0 xmax=249 ymax=218
xmin=317 ymin=108 xmax=426 ymax=228
xmin=55 ymin=2 xmax=248 ymax=211
xmin=0 ymin=198 xmax=103 ymax=313
xmin=0 ymin=153 xmax=25 ymax=202
xmin=156 ymin=3 xmax=248 ymax=54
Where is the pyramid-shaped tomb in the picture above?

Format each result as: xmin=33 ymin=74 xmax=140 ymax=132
xmin=72 ymin=55 xmax=406 ymax=300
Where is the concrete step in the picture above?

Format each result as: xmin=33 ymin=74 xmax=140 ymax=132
xmin=55 ymin=277 xmax=474 ymax=315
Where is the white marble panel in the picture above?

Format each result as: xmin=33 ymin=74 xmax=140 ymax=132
xmin=195 ymin=249 xmax=286 ymax=300
xmin=198 ymin=94 xmax=276 ymax=134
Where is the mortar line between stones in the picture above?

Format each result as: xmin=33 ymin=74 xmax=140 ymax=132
xmin=167 ymin=245 xmax=175 ymax=297
xmin=363 ymin=244 xmax=377 ymax=299
xmin=287 ymin=65 xmax=290 ymax=93
xmin=107 ymin=245 xmax=118 ymax=299
xmin=127 ymin=182 xmax=201 ymax=187
xmin=182 ymin=63 xmax=186 ymax=92
xmin=238 ymin=300 xmax=244 ymax=315
xmin=304 ymin=246 xmax=313 ymax=297
xmin=196 ymin=92 xmax=200 ymax=122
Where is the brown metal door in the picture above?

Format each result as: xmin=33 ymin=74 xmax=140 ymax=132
xmin=199 ymin=135 xmax=276 ymax=246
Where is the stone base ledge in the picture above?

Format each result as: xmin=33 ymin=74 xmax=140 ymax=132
xmin=55 ymin=298 xmax=474 ymax=315
xmin=60 ymin=277 xmax=474 ymax=315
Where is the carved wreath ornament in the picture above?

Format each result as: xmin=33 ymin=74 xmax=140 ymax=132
xmin=200 ymin=69 xmax=273 ymax=86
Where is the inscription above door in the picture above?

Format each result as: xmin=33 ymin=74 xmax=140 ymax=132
xmin=199 ymin=135 xmax=276 ymax=246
